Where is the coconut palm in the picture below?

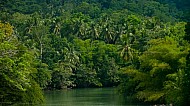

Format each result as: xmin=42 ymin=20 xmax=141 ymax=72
xmin=119 ymin=33 xmax=136 ymax=62
xmin=52 ymin=18 xmax=61 ymax=36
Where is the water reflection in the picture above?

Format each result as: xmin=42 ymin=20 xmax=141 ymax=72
xmin=44 ymin=88 xmax=145 ymax=106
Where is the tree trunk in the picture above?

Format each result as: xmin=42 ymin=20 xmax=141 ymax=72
xmin=40 ymin=42 xmax=43 ymax=60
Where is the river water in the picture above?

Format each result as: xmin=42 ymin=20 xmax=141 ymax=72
xmin=44 ymin=87 xmax=146 ymax=106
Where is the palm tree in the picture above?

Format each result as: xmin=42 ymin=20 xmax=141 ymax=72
xmin=97 ymin=16 xmax=124 ymax=44
xmin=119 ymin=33 xmax=136 ymax=62
xmin=24 ymin=19 xmax=34 ymax=36
xmin=52 ymin=18 xmax=61 ymax=36
xmin=90 ymin=22 xmax=100 ymax=40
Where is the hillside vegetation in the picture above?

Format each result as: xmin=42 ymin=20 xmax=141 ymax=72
xmin=0 ymin=0 xmax=190 ymax=105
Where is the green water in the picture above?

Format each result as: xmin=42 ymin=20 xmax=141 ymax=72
xmin=44 ymin=88 xmax=144 ymax=106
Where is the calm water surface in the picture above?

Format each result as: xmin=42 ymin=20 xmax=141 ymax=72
xmin=44 ymin=88 xmax=146 ymax=106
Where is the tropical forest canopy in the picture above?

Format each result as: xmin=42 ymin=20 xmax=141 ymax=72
xmin=0 ymin=0 xmax=190 ymax=105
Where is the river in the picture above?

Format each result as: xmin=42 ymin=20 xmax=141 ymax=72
xmin=44 ymin=87 xmax=147 ymax=106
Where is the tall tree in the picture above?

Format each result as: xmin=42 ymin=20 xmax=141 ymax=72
xmin=0 ymin=22 xmax=44 ymax=105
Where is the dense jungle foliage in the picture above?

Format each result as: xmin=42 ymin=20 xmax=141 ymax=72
xmin=0 ymin=0 xmax=190 ymax=105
